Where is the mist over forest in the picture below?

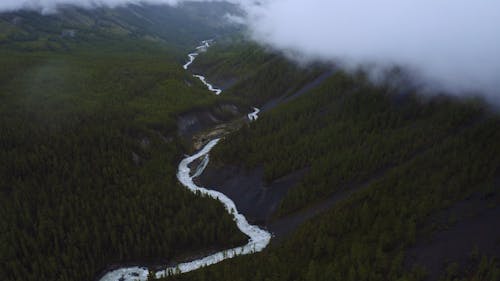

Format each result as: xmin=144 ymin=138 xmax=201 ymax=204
xmin=0 ymin=1 xmax=498 ymax=281
xmin=2 ymin=0 xmax=500 ymax=103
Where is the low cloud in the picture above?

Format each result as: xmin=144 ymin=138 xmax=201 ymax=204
xmin=243 ymin=0 xmax=500 ymax=102
xmin=0 ymin=0 xmax=183 ymax=13
xmin=2 ymin=0 xmax=500 ymax=102
xmin=224 ymin=13 xmax=246 ymax=25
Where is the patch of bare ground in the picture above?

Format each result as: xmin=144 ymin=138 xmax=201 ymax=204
xmin=405 ymin=188 xmax=500 ymax=280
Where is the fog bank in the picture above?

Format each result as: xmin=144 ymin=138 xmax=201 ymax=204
xmin=242 ymin=0 xmax=500 ymax=101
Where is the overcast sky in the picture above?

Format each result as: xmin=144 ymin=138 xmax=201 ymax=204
xmin=2 ymin=0 xmax=500 ymax=102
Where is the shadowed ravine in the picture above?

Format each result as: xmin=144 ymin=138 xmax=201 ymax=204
xmin=98 ymin=41 xmax=268 ymax=281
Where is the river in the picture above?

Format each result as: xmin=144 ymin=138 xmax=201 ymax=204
xmin=98 ymin=40 xmax=269 ymax=281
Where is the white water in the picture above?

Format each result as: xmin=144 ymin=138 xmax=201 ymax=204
xmin=183 ymin=40 xmax=222 ymax=95
xmin=192 ymin=74 xmax=222 ymax=95
xmin=247 ymin=107 xmax=261 ymax=121
xmin=98 ymin=41 xmax=271 ymax=281
xmin=99 ymin=139 xmax=271 ymax=281
xmin=183 ymin=40 xmax=210 ymax=70
xmin=183 ymin=53 xmax=198 ymax=70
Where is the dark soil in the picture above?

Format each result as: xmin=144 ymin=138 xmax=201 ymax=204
xmin=195 ymin=165 xmax=309 ymax=225
xmin=195 ymin=161 xmax=385 ymax=241
xmin=406 ymin=191 xmax=500 ymax=280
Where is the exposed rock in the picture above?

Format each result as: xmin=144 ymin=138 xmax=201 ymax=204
xmin=191 ymin=119 xmax=245 ymax=150
xmin=176 ymin=103 xmax=243 ymax=138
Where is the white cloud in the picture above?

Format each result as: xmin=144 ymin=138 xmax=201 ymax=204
xmin=224 ymin=13 xmax=246 ymax=25
xmin=243 ymin=0 xmax=500 ymax=101
xmin=0 ymin=0 xmax=182 ymax=13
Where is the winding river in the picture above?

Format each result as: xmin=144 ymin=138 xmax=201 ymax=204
xmin=184 ymin=40 xmax=222 ymax=95
xmin=99 ymin=41 xmax=269 ymax=281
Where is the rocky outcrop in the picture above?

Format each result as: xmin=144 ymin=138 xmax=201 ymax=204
xmin=176 ymin=103 xmax=243 ymax=138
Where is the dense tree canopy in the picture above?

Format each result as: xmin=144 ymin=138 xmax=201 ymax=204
xmin=167 ymin=69 xmax=500 ymax=281
xmin=1 ymin=20 xmax=498 ymax=281
xmin=0 ymin=42 xmax=247 ymax=281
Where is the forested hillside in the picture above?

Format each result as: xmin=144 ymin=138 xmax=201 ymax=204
xmin=0 ymin=2 xmax=241 ymax=52
xmin=186 ymin=45 xmax=499 ymax=280
xmin=192 ymin=38 xmax=326 ymax=105
xmin=213 ymin=71 xmax=491 ymax=215
xmin=0 ymin=9 xmax=247 ymax=281
xmin=1 ymin=4 xmax=498 ymax=281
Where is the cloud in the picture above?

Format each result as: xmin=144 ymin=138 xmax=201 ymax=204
xmin=242 ymin=0 xmax=500 ymax=102
xmin=0 ymin=0 xmax=184 ymax=13
xmin=1 ymin=0 xmax=499 ymax=102
xmin=224 ymin=13 xmax=246 ymax=25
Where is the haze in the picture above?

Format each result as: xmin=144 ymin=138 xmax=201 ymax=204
xmin=244 ymin=0 xmax=500 ymax=102
xmin=3 ymin=0 xmax=499 ymax=102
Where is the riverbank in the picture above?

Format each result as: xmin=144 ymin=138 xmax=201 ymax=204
xmin=195 ymin=166 xmax=308 ymax=225
xmin=98 ymin=40 xmax=270 ymax=281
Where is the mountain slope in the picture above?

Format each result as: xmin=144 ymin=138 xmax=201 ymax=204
xmin=181 ymin=43 xmax=500 ymax=281
xmin=0 ymin=2 xmax=241 ymax=52
xmin=0 ymin=5 xmax=248 ymax=281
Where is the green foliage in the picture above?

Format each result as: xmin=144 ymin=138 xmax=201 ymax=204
xmin=192 ymin=38 xmax=325 ymax=105
xmin=0 ymin=43 xmax=247 ymax=281
xmin=170 ymin=57 xmax=499 ymax=281
xmin=437 ymin=256 xmax=499 ymax=281
xmin=192 ymin=38 xmax=274 ymax=83
xmin=0 ymin=2 xmax=241 ymax=53
xmin=162 ymin=85 xmax=499 ymax=281
xmin=212 ymin=71 xmax=488 ymax=215
xmin=2 ymin=19 xmax=498 ymax=281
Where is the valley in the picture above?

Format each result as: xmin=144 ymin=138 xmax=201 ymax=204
xmin=0 ymin=3 xmax=498 ymax=281
xmin=99 ymin=40 xmax=270 ymax=281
